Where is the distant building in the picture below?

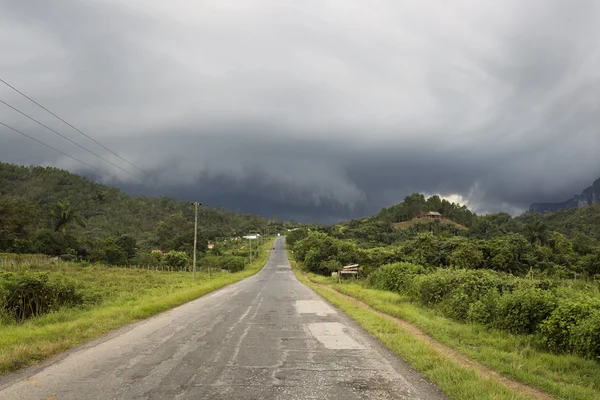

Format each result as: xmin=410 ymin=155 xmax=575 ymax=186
xmin=417 ymin=211 xmax=442 ymax=219
xmin=207 ymin=243 xmax=215 ymax=249
xmin=424 ymin=211 xmax=442 ymax=219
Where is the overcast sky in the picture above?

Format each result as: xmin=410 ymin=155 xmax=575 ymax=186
xmin=1 ymin=0 xmax=599 ymax=222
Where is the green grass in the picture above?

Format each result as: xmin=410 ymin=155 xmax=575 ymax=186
xmin=325 ymin=282 xmax=600 ymax=400
xmin=287 ymin=250 xmax=599 ymax=400
xmin=286 ymin=254 xmax=531 ymax=400
xmin=0 ymin=239 xmax=273 ymax=375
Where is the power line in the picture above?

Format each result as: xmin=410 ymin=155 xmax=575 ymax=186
xmin=0 ymin=99 xmax=145 ymax=183
xmin=0 ymin=77 xmax=150 ymax=177
xmin=0 ymin=120 xmax=120 ymax=181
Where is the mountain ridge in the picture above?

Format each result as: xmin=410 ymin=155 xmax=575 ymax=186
xmin=530 ymin=177 xmax=600 ymax=213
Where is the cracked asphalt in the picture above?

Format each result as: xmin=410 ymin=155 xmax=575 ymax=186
xmin=0 ymin=237 xmax=446 ymax=399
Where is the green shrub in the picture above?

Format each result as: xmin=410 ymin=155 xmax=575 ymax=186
xmin=449 ymin=243 xmax=484 ymax=269
xmin=367 ymin=262 xmax=426 ymax=294
xmin=321 ymin=259 xmax=342 ymax=274
xmin=418 ymin=269 xmax=509 ymax=306
xmin=539 ymin=298 xmax=600 ymax=354
xmin=60 ymin=253 xmax=77 ymax=262
xmin=199 ymin=255 xmax=247 ymax=272
xmin=570 ymin=311 xmax=600 ymax=359
xmin=495 ymin=287 xmax=557 ymax=334
xmin=163 ymin=251 xmax=190 ymax=271
xmin=466 ymin=301 xmax=489 ymax=324
xmin=220 ymin=256 xmax=246 ymax=273
xmin=417 ymin=269 xmax=516 ymax=321
xmin=0 ymin=271 xmax=83 ymax=321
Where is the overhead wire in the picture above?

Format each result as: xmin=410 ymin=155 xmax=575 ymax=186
xmin=0 ymin=77 xmax=150 ymax=177
xmin=0 ymin=120 xmax=121 ymax=181
xmin=0 ymin=99 xmax=145 ymax=183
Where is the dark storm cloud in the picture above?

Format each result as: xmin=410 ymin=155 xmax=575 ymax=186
xmin=1 ymin=0 xmax=599 ymax=222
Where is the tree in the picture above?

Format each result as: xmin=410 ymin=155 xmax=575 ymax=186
xmin=52 ymin=202 xmax=85 ymax=233
xmin=33 ymin=229 xmax=78 ymax=256
xmin=99 ymin=238 xmax=128 ymax=265
xmin=524 ymin=220 xmax=550 ymax=246
xmin=0 ymin=198 xmax=38 ymax=251
xmin=116 ymin=235 xmax=137 ymax=260
xmin=577 ymin=248 xmax=600 ymax=276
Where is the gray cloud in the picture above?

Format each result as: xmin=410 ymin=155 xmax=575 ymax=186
xmin=1 ymin=0 xmax=599 ymax=222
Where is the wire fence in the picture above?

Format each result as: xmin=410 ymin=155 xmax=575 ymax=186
xmin=0 ymin=255 xmax=199 ymax=273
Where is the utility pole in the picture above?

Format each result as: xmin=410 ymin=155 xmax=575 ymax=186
xmin=191 ymin=201 xmax=202 ymax=280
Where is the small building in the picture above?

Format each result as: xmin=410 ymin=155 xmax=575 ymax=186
xmin=424 ymin=211 xmax=442 ymax=219
xmin=207 ymin=243 xmax=215 ymax=249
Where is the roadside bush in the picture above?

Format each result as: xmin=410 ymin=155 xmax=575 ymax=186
xmin=494 ymin=287 xmax=557 ymax=334
xmin=0 ymin=271 xmax=83 ymax=321
xmin=418 ymin=269 xmax=509 ymax=306
xmin=367 ymin=262 xmax=426 ymax=294
xmin=570 ymin=311 xmax=600 ymax=359
xmin=417 ymin=269 xmax=516 ymax=321
xmin=132 ymin=252 xmax=163 ymax=267
xmin=321 ymin=259 xmax=342 ymax=274
xmin=163 ymin=251 xmax=190 ymax=271
xmin=200 ymin=255 xmax=247 ymax=273
xmin=466 ymin=294 xmax=501 ymax=326
xmin=220 ymin=256 xmax=246 ymax=273
xmin=539 ymin=298 xmax=600 ymax=354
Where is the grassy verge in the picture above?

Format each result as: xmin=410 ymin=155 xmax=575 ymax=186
xmin=324 ymin=281 xmax=599 ymax=400
xmin=288 ymin=251 xmax=599 ymax=400
xmin=287 ymin=253 xmax=531 ymax=400
xmin=0 ymin=239 xmax=273 ymax=375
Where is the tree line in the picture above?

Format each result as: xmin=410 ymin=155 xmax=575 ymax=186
xmin=0 ymin=162 xmax=289 ymax=264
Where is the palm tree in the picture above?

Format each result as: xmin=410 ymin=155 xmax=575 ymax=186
xmin=524 ymin=219 xmax=549 ymax=246
xmin=52 ymin=202 xmax=85 ymax=233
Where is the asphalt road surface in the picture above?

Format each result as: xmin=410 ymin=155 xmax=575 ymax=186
xmin=0 ymin=238 xmax=446 ymax=399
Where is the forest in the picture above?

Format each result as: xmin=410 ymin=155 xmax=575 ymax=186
xmin=288 ymin=193 xmax=600 ymax=361
xmin=0 ymin=162 xmax=290 ymax=266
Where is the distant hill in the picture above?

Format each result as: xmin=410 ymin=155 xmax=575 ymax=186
xmin=0 ymin=162 xmax=279 ymax=250
xmin=376 ymin=193 xmax=475 ymax=227
xmin=530 ymin=177 xmax=600 ymax=213
xmin=392 ymin=216 xmax=466 ymax=230
xmin=519 ymin=203 xmax=600 ymax=241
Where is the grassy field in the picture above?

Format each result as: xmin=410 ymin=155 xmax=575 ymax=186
xmin=289 ymin=251 xmax=600 ymax=400
xmin=0 ymin=239 xmax=273 ymax=375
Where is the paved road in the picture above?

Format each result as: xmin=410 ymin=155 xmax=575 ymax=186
xmin=0 ymin=238 xmax=446 ymax=399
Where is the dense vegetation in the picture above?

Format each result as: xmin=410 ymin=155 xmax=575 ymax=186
xmin=377 ymin=193 xmax=475 ymax=226
xmin=0 ymin=162 xmax=289 ymax=265
xmin=288 ymin=194 xmax=600 ymax=360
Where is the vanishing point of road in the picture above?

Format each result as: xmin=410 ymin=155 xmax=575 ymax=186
xmin=0 ymin=238 xmax=446 ymax=399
